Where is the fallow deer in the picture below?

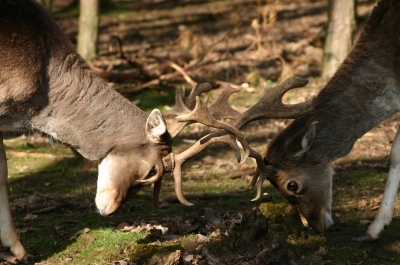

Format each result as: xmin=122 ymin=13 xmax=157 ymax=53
xmin=261 ymin=0 xmax=400 ymax=241
xmin=0 ymin=0 xmax=315 ymax=260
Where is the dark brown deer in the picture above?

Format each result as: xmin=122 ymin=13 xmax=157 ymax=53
xmin=262 ymin=0 xmax=400 ymax=241
xmin=0 ymin=0 xmax=315 ymax=260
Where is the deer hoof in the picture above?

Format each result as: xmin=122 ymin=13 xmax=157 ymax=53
xmin=352 ymin=233 xmax=378 ymax=243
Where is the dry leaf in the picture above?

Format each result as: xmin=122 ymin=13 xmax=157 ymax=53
xmin=23 ymin=213 xmax=38 ymax=221
xmin=316 ymin=246 xmax=328 ymax=255
xmin=131 ymin=226 xmax=144 ymax=233
xmin=154 ymin=225 xmax=168 ymax=234
xmin=117 ymin=222 xmax=131 ymax=230
xmin=358 ymin=199 xmax=367 ymax=207
xmin=210 ymin=229 xmax=221 ymax=237
xmin=182 ymin=254 xmax=194 ymax=265
xmin=197 ymin=233 xmax=210 ymax=243
xmin=359 ymin=219 xmax=372 ymax=225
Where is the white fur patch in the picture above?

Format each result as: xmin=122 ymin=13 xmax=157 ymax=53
xmin=97 ymin=155 xmax=115 ymax=190
xmin=367 ymin=126 xmax=400 ymax=239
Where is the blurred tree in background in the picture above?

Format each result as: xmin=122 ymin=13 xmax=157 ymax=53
xmin=321 ymin=0 xmax=357 ymax=78
xmin=77 ymin=0 xmax=99 ymax=61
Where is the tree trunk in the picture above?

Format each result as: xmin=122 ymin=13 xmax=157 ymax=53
xmin=321 ymin=0 xmax=356 ymax=79
xmin=77 ymin=0 xmax=99 ymax=61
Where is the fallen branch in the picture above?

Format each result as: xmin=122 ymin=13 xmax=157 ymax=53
xmin=32 ymin=205 xmax=58 ymax=215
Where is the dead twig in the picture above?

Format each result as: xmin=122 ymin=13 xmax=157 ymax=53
xmin=32 ymin=205 xmax=58 ymax=215
xmin=167 ymin=61 xmax=195 ymax=86
xmin=215 ymin=80 xmax=244 ymax=91
xmin=119 ymin=19 xmax=243 ymax=94
xmin=332 ymin=203 xmax=359 ymax=211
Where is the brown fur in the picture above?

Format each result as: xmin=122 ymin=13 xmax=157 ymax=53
xmin=0 ymin=0 xmax=173 ymax=259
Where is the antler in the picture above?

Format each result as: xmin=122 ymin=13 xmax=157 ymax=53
xmin=234 ymin=76 xmax=316 ymax=129
xmin=234 ymin=76 xmax=316 ymax=201
xmin=156 ymin=83 xmax=246 ymax=207
xmin=170 ymin=133 xmax=242 ymax=206
xmin=158 ymin=77 xmax=316 ymax=207
xmin=166 ymin=83 xmax=214 ymax=139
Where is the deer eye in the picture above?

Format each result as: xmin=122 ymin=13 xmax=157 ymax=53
xmin=147 ymin=167 xmax=157 ymax=178
xmin=287 ymin=181 xmax=298 ymax=192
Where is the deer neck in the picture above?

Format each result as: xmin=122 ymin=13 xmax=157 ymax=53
xmin=29 ymin=54 xmax=149 ymax=160
xmin=309 ymin=51 xmax=399 ymax=162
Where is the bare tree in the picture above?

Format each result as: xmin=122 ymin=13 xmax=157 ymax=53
xmin=321 ymin=0 xmax=356 ymax=78
xmin=77 ymin=0 xmax=99 ymax=61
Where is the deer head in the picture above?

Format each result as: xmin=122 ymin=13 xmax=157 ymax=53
xmin=264 ymin=119 xmax=334 ymax=232
xmin=95 ymin=109 xmax=172 ymax=216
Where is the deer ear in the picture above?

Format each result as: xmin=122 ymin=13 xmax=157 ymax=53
xmin=286 ymin=121 xmax=317 ymax=159
xmin=146 ymin=109 xmax=167 ymax=143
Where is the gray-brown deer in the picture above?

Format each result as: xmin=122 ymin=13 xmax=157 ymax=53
xmin=0 ymin=0 xmax=315 ymax=260
xmin=262 ymin=0 xmax=400 ymax=241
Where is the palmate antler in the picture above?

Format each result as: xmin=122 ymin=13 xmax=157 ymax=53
xmin=156 ymin=76 xmax=316 ymax=208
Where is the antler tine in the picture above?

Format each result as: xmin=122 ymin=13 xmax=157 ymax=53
xmin=246 ymin=149 xmax=276 ymax=201
xmin=166 ymin=83 xmax=214 ymax=139
xmin=165 ymin=86 xmax=192 ymax=139
xmin=248 ymin=168 xmax=260 ymax=190
xmin=234 ymin=76 xmax=316 ymax=129
xmin=209 ymin=84 xmax=241 ymax=120
xmin=152 ymin=177 xmax=163 ymax=209
xmin=186 ymin=83 xmax=213 ymax=109
xmin=171 ymin=133 xmax=244 ymax=206
xmin=176 ymin=96 xmax=250 ymax=163
xmin=165 ymin=86 xmax=191 ymax=117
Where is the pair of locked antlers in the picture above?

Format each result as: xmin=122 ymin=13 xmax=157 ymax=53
xmin=155 ymin=76 xmax=316 ymax=208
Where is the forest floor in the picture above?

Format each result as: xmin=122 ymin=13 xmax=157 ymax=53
xmin=3 ymin=0 xmax=400 ymax=264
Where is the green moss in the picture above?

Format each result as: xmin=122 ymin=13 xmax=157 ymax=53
xmin=128 ymin=244 xmax=184 ymax=264
xmin=259 ymin=202 xmax=287 ymax=220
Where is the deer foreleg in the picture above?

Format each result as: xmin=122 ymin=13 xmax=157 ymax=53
xmin=355 ymin=126 xmax=400 ymax=242
xmin=0 ymin=133 xmax=27 ymax=260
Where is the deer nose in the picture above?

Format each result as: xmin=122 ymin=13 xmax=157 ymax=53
xmin=99 ymin=209 xmax=108 ymax=216
xmin=96 ymin=194 xmax=112 ymax=216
